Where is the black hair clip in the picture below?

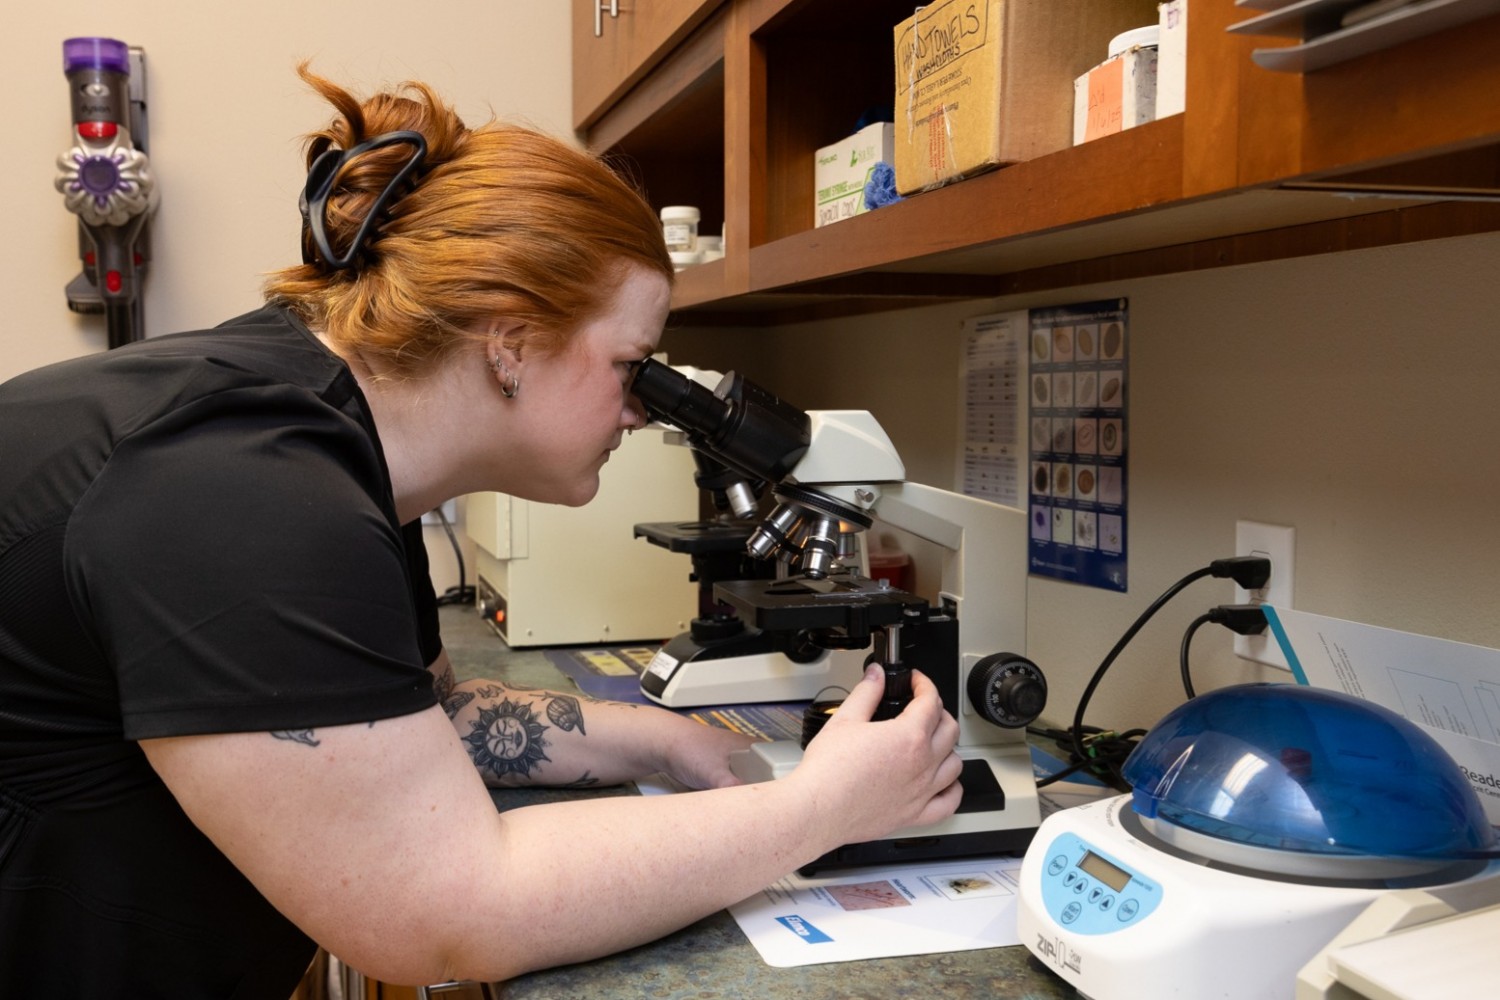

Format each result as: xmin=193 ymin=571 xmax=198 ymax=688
xmin=298 ymin=129 xmax=428 ymax=271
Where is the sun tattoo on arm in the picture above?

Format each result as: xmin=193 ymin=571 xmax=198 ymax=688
xmin=471 ymin=685 xmax=589 ymax=734
xmin=463 ymin=698 xmax=552 ymax=780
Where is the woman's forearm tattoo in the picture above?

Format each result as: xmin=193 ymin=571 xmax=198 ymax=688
xmin=462 ymin=698 xmax=552 ymax=780
xmin=545 ymin=694 xmax=585 ymax=734
xmin=455 ymin=686 xmax=592 ymax=782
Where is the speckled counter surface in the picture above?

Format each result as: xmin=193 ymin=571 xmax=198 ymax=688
xmin=439 ymin=604 xmax=1079 ymax=1000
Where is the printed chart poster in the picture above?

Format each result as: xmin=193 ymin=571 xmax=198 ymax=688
xmin=958 ymin=311 xmax=1026 ymax=508
xmin=1026 ymin=300 xmax=1128 ymax=593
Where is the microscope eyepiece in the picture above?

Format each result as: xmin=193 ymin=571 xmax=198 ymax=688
xmin=630 ymin=358 xmax=729 ymax=438
xmin=629 ymin=358 xmax=810 ymax=485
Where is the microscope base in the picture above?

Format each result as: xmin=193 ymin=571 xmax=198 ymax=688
xmin=729 ymin=739 xmax=1040 ymax=876
xmin=640 ymin=633 xmax=853 ymax=707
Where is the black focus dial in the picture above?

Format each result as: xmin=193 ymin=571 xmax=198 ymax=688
xmin=966 ymin=653 xmax=1047 ymax=728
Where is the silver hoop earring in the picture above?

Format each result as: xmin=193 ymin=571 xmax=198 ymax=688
xmin=491 ymin=357 xmax=520 ymax=398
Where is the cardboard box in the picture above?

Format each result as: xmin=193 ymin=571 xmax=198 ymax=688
xmin=1073 ymin=43 xmax=1158 ymax=145
xmin=893 ymin=0 xmax=1161 ymax=194
xmin=1156 ymin=0 xmax=1188 ymax=120
xmin=814 ymin=122 xmax=895 ymax=228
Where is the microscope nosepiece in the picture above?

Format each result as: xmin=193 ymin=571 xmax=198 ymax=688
xmin=746 ymin=503 xmax=801 ymax=561
xmin=799 ymin=516 xmax=840 ymax=580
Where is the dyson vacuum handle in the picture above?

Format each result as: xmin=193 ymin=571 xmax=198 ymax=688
xmin=56 ymin=37 xmax=155 ymax=346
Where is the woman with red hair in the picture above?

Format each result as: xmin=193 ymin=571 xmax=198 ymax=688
xmin=0 ymin=68 xmax=962 ymax=997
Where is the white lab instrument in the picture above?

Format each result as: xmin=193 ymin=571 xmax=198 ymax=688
xmin=711 ymin=414 xmax=1042 ymax=868
xmin=632 ymin=362 xmax=835 ymax=708
xmin=1017 ymin=684 xmax=1500 ymax=1000
xmin=639 ymin=627 xmax=838 ymax=705
xmin=722 ymin=462 xmax=1044 ymax=870
xmin=468 ymin=425 xmax=698 ymax=646
xmin=628 ymin=361 xmax=1045 ymax=872
xmin=1297 ymin=877 xmax=1500 ymax=999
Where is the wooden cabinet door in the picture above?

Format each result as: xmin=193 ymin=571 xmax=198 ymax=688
xmin=572 ymin=0 xmax=724 ymax=130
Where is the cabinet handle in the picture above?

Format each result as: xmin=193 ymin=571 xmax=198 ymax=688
xmin=594 ymin=0 xmax=619 ymax=38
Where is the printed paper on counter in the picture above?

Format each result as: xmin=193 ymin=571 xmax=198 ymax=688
xmin=728 ymin=856 xmax=1024 ymax=967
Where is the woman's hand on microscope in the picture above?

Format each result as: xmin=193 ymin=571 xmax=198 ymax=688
xmin=652 ymin=714 xmax=757 ymax=790
xmin=793 ymin=664 xmax=963 ymax=845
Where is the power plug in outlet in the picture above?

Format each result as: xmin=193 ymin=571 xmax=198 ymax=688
xmin=1234 ymin=520 xmax=1294 ymax=669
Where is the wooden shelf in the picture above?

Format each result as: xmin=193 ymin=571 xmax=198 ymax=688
xmin=576 ymin=0 xmax=1500 ymax=327
xmin=674 ymin=195 xmax=1500 ymax=324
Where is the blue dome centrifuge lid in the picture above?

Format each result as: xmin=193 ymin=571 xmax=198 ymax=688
xmin=1122 ymin=683 xmax=1496 ymax=859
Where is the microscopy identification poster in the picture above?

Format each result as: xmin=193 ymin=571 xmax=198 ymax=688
xmin=1026 ymin=300 xmax=1129 ymax=592
xmin=957 ymin=310 xmax=1026 ymax=508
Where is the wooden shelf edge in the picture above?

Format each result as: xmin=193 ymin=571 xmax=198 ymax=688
xmin=744 ymin=116 xmax=1187 ymax=292
xmin=669 ymin=199 xmax=1500 ymax=325
xmin=668 ymin=257 xmax=729 ymax=310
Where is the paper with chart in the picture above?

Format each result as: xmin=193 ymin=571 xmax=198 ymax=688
xmin=958 ymin=310 xmax=1026 ymax=509
xmin=728 ymin=855 xmax=1026 ymax=967
xmin=722 ymin=761 xmax=1113 ymax=968
xmin=1265 ymin=606 xmax=1500 ymax=826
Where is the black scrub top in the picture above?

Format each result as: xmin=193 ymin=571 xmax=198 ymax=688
xmin=0 ymin=305 xmax=441 ymax=998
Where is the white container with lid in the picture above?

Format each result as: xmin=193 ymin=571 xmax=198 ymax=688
xmin=1075 ymin=25 xmax=1160 ymax=146
xmin=1109 ymin=24 xmax=1159 ymax=57
xmin=659 ymin=206 xmax=700 ymax=253
xmin=668 ymin=249 xmax=703 ymax=272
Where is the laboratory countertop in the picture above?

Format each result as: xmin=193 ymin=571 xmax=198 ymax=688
xmin=438 ymin=603 xmax=1078 ymax=1000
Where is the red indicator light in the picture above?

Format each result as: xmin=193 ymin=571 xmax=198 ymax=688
xmin=78 ymin=121 xmax=119 ymax=141
xmin=105 ymin=270 xmax=122 ymax=293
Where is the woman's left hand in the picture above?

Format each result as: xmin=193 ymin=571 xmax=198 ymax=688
xmin=656 ymin=717 xmax=757 ymax=790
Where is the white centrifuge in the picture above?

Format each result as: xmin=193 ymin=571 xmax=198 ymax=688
xmin=1016 ymin=683 xmax=1499 ymax=1000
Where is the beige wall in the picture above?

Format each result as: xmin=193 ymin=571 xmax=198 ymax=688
xmin=6 ymin=1 xmax=572 ymax=591
xmin=662 ymin=230 xmax=1500 ymax=733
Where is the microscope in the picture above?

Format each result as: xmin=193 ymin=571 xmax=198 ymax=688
xmin=635 ymin=369 xmax=842 ymax=708
xmin=629 ymin=360 xmax=1046 ymax=873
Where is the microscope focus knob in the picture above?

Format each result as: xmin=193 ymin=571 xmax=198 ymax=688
xmin=966 ymin=653 xmax=1047 ymax=729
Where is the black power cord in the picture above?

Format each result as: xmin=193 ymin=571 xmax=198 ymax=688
xmin=1179 ymin=603 xmax=1269 ymax=699
xmin=1034 ymin=556 xmax=1272 ymax=790
xmin=1029 ymin=722 xmax=1148 ymax=788
xmin=431 ymin=505 xmax=477 ymax=607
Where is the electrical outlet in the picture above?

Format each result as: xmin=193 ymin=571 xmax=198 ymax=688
xmin=1233 ymin=520 xmax=1294 ymax=669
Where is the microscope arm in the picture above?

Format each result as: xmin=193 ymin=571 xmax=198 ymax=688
xmin=639 ymin=361 xmax=1047 ymax=868
xmin=861 ymin=483 xmax=1032 ymax=748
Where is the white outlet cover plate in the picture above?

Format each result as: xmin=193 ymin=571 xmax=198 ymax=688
xmin=1234 ymin=520 xmax=1294 ymax=669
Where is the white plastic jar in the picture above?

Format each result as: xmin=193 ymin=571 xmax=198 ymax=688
xmin=668 ymin=249 xmax=703 ymax=271
xmin=660 ymin=205 xmax=700 ymax=253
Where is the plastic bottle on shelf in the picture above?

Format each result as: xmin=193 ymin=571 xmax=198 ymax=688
xmin=660 ymin=205 xmax=700 ymax=254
